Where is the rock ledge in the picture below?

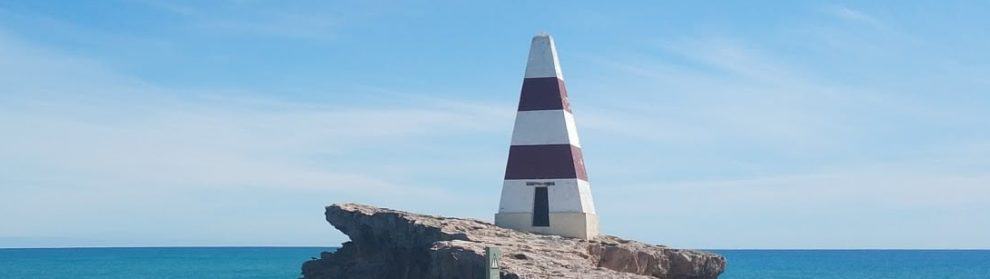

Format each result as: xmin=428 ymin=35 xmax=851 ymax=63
xmin=302 ymin=203 xmax=725 ymax=278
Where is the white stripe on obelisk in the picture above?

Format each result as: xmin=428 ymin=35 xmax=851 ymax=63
xmin=509 ymin=110 xmax=582 ymax=147
xmin=524 ymin=33 xmax=564 ymax=80
xmin=498 ymin=178 xmax=595 ymax=213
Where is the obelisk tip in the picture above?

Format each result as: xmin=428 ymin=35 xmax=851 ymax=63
xmin=524 ymin=33 xmax=564 ymax=79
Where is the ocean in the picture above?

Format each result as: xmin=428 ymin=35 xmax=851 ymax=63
xmin=1 ymin=248 xmax=988 ymax=278
xmin=715 ymin=250 xmax=990 ymax=278
xmin=0 ymin=247 xmax=329 ymax=278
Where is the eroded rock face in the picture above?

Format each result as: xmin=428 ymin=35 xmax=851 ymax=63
xmin=301 ymin=203 xmax=725 ymax=279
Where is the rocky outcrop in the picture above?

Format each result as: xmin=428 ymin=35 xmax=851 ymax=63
xmin=302 ymin=204 xmax=725 ymax=279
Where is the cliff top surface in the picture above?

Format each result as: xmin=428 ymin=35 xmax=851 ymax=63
xmin=302 ymin=203 xmax=726 ymax=279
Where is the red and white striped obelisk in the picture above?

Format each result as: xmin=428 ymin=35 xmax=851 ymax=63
xmin=495 ymin=33 xmax=598 ymax=239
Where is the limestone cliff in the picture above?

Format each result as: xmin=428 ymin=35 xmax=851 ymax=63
xmin=301 ymin=203 xmax=725 ymax=279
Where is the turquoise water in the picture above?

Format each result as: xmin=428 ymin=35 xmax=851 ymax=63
xmin=1 ymin=248 xmax=988 ymax=278
xmin=0 ymin=247 xmax=332 ymax=278
xmin=715 ymin=250 xmax=990 ymax=279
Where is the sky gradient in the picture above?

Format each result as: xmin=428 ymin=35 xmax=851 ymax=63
xmin=1 ymin=1 xmax=988 ymax=249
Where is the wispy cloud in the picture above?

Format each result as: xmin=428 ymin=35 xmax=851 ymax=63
xmin=827 ymin=5 xmax=884 ymax=29
xmin=2 ymin=2 xmax=989 ymax=249
xmin=0 ymin=29 xmax=508 ymax=246
xmin=570 ymin=18 xmax=990 ymax=248
xmin=576 ymin=38 xmax=857 ymax=153
xmin=196 ymin=12 xmax=340 ymax=40
xmin=602 ymin=155 xmax=990 ymax=248
xmin=130 ymin=0 xmax=342 ymax=40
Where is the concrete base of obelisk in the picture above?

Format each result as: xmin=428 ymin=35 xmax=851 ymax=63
xmin=495 ymin=212 xmax=599 ymax=239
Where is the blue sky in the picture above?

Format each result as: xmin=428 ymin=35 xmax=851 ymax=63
xmin=1 ymin=1 xmax=988 ymax=249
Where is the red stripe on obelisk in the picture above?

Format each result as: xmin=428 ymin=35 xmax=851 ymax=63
xmin=517 ymin=77 xmax=570 ymax=112
xmin=504 ymin=144 xmax=588 ymax=180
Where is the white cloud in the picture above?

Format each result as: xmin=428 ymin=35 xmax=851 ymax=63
xmin=828 ymin=5 xmax=884 ymax=29
xmin=576 ymin=38 xmax=857 ymax=153
xmin=3 ymin=2 xmax=989 ymax=249
xmin=571 ymin=25 xmax=990 ymax=248
xmin=0 ymin=29 xmax=509 ymax=247
xmin=128 ymin=0 xmax=343 ymax=40
xmin=197 ymin=12 xmax=340 ymax=40
xmin=599 ymin=159 xmax=990 ymax=248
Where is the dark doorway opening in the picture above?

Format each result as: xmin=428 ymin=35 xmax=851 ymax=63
xmin=532 ymin=187 xmax=550 ymax=227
